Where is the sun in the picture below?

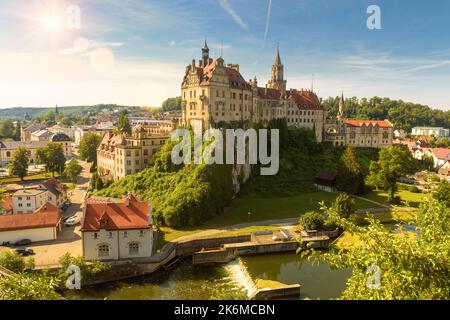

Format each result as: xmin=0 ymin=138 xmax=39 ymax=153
xmin=43 ymin=15 xmax=62 ymax=32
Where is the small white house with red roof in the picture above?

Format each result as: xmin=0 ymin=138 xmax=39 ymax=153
xmin=81 ymin=192 xmax=154 ymax=261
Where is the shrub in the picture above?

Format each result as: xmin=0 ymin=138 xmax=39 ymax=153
xmin=349 ymin=214 xmax=367 ymax=226
xmin=0 ymin=251 xmax=26 ymax=273
xmin=299 ymin=211 xmax=324 ymax=230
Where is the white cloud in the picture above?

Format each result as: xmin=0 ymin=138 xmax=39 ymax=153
xmin=217 ymin=0 xmax=248 ymax=31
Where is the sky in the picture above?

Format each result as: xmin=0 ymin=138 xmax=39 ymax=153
xmin=0 ymin=0 xmax=449 ymax=110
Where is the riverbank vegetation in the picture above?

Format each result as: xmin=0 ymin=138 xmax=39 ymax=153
xmin=301 ymin=180 xmax=450 ymax=299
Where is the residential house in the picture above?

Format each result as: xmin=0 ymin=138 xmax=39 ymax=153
xmin=0 ymin=202 xmax=62 ymax=244
xmin=314 ymin=170 xmax=337 ymax=193
xmin=411 ymin=127 xmax=450 ymax=139
xmin=81 ymin=192 xmax=154 ymax=261
xmin=430 ymin=148 xmax=450 ymax=169
xmin=12 ymin=188 xmax=48 ymax=214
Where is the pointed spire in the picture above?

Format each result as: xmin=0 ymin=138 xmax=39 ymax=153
xmin=338 ymin=91 xmax=345 ymax=118
xmin=203 ymin=37 xmax=209 ymax=50
xmin=274 ymin=43 xmax=282 ymax=65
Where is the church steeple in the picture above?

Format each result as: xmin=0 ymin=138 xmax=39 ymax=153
xmin=338 ymin=92 xmax=345 ymax=119
xmin=201 ymin=38 xmax=210 ymax=66
xmin=267 ymin=45 xmax=287 ymax=93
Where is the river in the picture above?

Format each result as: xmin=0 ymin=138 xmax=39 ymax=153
xmin=64 ymin=252 xmax=351 ymax=300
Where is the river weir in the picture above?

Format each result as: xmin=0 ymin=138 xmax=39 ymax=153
xmin=63 ymin=252 xmax=351 ymax=300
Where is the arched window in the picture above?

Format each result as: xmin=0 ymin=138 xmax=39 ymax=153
xmin=98 ymin=244 xmax=110 ymax=257
xmin=129 ymin=242 xmax=140 ymax=255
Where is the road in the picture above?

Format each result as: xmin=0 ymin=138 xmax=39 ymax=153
xmin=27 ymin=161 xmax=91 ymax=267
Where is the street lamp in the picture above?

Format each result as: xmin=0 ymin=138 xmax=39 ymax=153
xmin=248 ymin=211 xmax=251 ymax=223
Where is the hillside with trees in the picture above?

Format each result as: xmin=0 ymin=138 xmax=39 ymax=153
xmin=323 ymin=96 xmax=450 ymax=131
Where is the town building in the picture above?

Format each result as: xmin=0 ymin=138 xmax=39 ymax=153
xmin=0 ymin=140 xmax=48 ymax=165
xmin=411 ymin=127 xmax=450 ymax=138
xmin=31 ymin=129 xmax=53 ymax=141
xmin=181 ymin=42 xmax=325 ymax=141
xmin=10 ymin=179 xmax=67 ymax=214
xmin=73 ymin=125 xmax=115 ymax=146
xmin=51 ymin=133 xmax=72 ymax=158
xmin=324 ymin=94 xmax=394 ymax=147
xmin=81 ymin=192 xmax=154 ymax=261
xmin=96 ymin=123 xmax=175 ymax=181
xmin=0 ymin=202 xmax=62 ymax=244
xmin=21 ymin=123 xmax=44 ymax=141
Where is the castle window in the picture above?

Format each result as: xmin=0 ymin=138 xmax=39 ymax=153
xmin=129 ymin=242 xmax=140 ymax=255
xmin=98 ymin=244 xmax=109 ymax=257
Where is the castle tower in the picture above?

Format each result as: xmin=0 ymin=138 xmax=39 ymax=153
xmin=267 ymin=46 xmax=287 ymax=93
xmin=337 ymin=92 xmax=345 ymax=119
xmin=201 ymin=39 xmax=209 ymax=66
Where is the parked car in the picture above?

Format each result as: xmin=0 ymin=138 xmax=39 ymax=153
xmin=65 ymin=215 xmax=81 ymax=226
xmin=14 ymin=239 xmax=32 ymax=247
xmin=1 ymin=241 xmax=11 ymax=247
xmin=15 ymin=248 xmax=34 ymax=256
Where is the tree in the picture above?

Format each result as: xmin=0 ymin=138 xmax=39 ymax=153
xmin=64 ymin=159 xmax=82 ymax=183
xmin=161 ymin=96 xmax=182 ymax=112
xmin=367 ymin=145 xmax=414 ymax=202
xmin=330 ymin=193 xmax=356 ymax=218
xmin=0 ymin=119 xmax=15 ymax=139
xmin=117 ymin=113 xmax=132 ymax=135
xmin=79 ymin=132 xmax=102 ymax=162
xmin=7 ymin=146 xmax=29 ymax=181
xmin=0 ymin=251 xmax=25 ymax=273
xmin=299 ymin=211 xmax=324 ymax=230
xmin=0 ymin=273 xmax=61 ymax=300
xmin=301 ymin=198 xmax=450 ymax=299
xmin=432 ymin=180 xmax=450 ymax=208
xmin=37 ymin=143 xmax=66 ymax=177
xmin=336 ymin=146 xmax=366 ymax=194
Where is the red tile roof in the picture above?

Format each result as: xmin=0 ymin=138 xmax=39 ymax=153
xmin=0 ymin=197 xmax=13 ymax=212
xmin=254 ymin=88 xmax=323 ymax=110
xmin=0 ymin=202 xmax=61 ymax=232
xmin=344 ymin=120 xmax=393 ymax=128
xmin=431 ymin=148 xmax=450 ymax=160
xmin=81 ymin=193 xmax=151 ymax=232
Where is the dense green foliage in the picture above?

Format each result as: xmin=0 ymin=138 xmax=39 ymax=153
xmin=0 ymin=273 xmax=61 ymax=300
xmin=58 ymin=253 xmax=109 ymax=284
xmin=336 ymin=146 xmax=366 ymax=195
xmin=95 ymin=139 xmax=234 ymax=228
xmin=161 ymin=96 xmax=182 ymax=112
xmin=323 ymin=96 xmax=450 ymax=131
xmin=303 ymin=197 xmax=450 ymax=300
xmin=330 ymin=193 xmax=357 ymax=219
xmin=240 ymin=125 xmax=379 ymax=197
xmin=36 ymin=143 xmax=66 ymax=177
xmin=64 ymin=159 xmax=82 ymax=183
xmin=79 ymin=132 xmax=102 ymax=162
xmin=367 ymin=145 xmax=415 ymax=201
xmin=0 ymin=251 xmax=34 ymax=273
xmin=299 ymin=211 xmax=324 ymax=230
xmin=432 ymin=180 xmax=450 ymax=208
xmin=0 ymin=119 xmax=20 ymax=140
xmin=117 ymin=113 xmax=132 ymax=135
xmin=7 ymin=146 xmax=29 ymax=181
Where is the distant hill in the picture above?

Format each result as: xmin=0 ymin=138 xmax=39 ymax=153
xmin=0 ymin=104 xmax=139 ymax=120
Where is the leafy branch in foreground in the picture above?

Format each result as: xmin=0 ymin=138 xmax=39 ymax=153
xmin=300 ymin=197 xmax=450 ymax=300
